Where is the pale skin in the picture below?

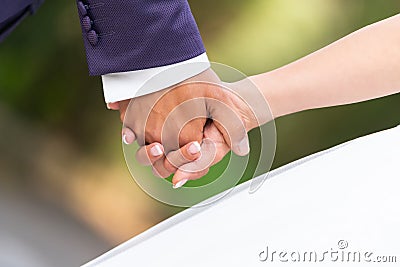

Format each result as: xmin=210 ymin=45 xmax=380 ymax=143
xmin=114 ymin=14 xmax=400 ymax=188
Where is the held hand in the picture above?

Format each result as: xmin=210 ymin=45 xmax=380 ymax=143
xmin=116 ymin=71 xmax=269 ymax=188
xmin=120 ymin=69 xmax=218 ymax=152
xmin=126 ymin=89 xmax=265 ymax=188
xmin=130 ymin=119 xmax=231 ymax=188
xmin=121 ymin=69 xmax=260 ymax=155
xmin=169 ymin=120 xmax=231 ymax=188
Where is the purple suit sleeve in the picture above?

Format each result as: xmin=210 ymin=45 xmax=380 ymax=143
xmin=76 ymin=0 xmax=206 ymax=76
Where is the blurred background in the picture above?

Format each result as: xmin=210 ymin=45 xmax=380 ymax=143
xmin=0 ymin=0 xmax=399 ymax=266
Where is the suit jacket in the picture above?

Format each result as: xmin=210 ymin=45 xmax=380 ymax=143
xmin=76 ymin=0 xmax=206 ymax=76
xmin=0 ymin=1 xmax=206 ymax=76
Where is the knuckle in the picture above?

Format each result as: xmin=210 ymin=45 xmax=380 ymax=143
xmin=182 ymin=150 xmax=197 ymax=162
xmin=145 ymin=127 xmax=161 ymax=143
xmin=152 ymin=167 xmax=166 ymax=178
xmin=152 ymin=166 xmax=171 ymax=179
xmin=163 ymin=159 xmax=177 ymax=173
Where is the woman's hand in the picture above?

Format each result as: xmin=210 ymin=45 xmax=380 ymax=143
xmin=129 ymin=119 xmax=231 ymax=188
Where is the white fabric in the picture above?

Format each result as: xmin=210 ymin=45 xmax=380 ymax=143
xmin=101 ymin=53 xmax=210 ymax=103
xmin=83 ymin=125 xmax=400 ymax=267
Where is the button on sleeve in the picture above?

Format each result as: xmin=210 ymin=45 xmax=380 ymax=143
xmin=82 ymin=16 xmax=92 ymax=32
xmin=77 ymin=1 xmax=87 ymax=16
xmin=87 ymin=30 xmax=99 ymax=46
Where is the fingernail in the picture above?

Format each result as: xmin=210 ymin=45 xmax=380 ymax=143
xmin=238 ymin=137 xmax=250 ymax=155
xmin=173 ymin=179 xmax=188 ymax=189
xmin=106 ymin=103 xmax=112 ymax=110
xmin=122 ymin=134 xmax=130 ymax=145
xmin=150 ymin=144 xmax=163 ymax=157
xmin=188 ymin=141 xmax=201 ymax=155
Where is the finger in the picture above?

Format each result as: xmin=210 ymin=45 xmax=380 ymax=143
xmin=119 ymin=99 xmax=131 ymax=123
xmin=163 ymin=141 xmax=202 ymax=173
xmin=154 ymin=139 xmax=210 ymax=179
xmin=152 ymin=159 xmax=174 ymax=178
xmin=160 ymin=114 xmax=205 ymax=153
xmin=176 ymin=119 xmax=205 ymax=147
xmin=135 ymin=143 xmax=164 ymax=166
xmin=107 ymin=102 xmax=120 ymax=110
xmin=122 ymin=127 xmax=137 ymax=145
xmin=171 ymin=138 xmax=216 ymax=188
xmin=172 ymin=168 xmax=210 ymax=189
xmin=214 ymin=120 xmax=250 ymax=156
xmin=207 ymin=98 xmax=250 ymax=156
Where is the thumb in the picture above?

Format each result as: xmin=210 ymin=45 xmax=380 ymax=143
xmin=207 ymin=97 xmax=250 ymax=156
xmin=213 ymin=120 xmax=250 ymax=156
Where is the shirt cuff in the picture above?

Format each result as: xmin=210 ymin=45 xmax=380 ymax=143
xmin=101 ymin=53 xmax=210 ymax=103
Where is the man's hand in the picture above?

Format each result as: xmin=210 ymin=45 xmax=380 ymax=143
xmin=131 ymin=119 xmax=231 ymax=188
xmin=112 ymin=69 xmax=267 ymax=187
xmin=120 ymin=69 xmax=259 ymax=154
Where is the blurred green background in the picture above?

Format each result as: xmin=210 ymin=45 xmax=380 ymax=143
xmin=0 ymin=0 xmax=399 ymax=266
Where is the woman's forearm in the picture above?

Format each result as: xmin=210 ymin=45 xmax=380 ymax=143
xmin=251 ymin=14 xmax=400 ymax=119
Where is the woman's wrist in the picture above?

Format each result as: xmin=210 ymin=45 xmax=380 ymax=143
xmin=226 ymin=76 xmax=276 ymax=130
xmin=249 ymin=72 xmax=288 ymax=121
xmin=249 ymin=67 xmax=309 ymax=121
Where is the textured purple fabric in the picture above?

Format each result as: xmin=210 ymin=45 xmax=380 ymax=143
xmin=82 ymin=16 xmax=92 ymax=32
xmin=87 ymin=29 xmax=98 ymax=46
xmin=76 ymin=0 xmax=206 ymax=76
xmin=77 ymin=1 xmax=87 ymax=16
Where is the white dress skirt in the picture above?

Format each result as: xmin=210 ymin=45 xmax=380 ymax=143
xmin=83 ymin=125 xmax=400 ymax=267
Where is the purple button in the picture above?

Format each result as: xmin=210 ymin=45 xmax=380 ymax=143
xmin=77 ymin=1 xmax=87 ymax=16
xmin=87 ymin=30 xmax=99 ymax=46
xmin=82 ymin=16 xmax=92 ymax=32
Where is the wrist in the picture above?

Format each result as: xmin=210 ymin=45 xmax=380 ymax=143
xmin=226 ymin=77 xmax=274 ymax=130
xmin=249 ymin=70 xmax=302 ymax=120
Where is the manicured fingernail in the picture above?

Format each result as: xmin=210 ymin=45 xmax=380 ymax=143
xmin=173 ymin=179 xmax=188 ymax=189
xmin=238 ymin=137 xmax=250 ymax=155
xmin=106 ymin=103 xmax=112 ymax=109
xmin=150 ymin=144 xmax=163 ymax=157
xmin=122 ymin=131 xmax=136 ymax=145
xmin=188 ymin=141 xmax=201 ymax=155
xmin=122 ymin=134 xmax=130 ymax=145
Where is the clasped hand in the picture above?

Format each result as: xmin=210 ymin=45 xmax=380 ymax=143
xmin=110 ymin=69 xmax=261 ymax=188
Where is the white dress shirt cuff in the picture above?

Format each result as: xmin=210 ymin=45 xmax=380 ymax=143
xmin=101 ymin=53 xmax=210 ymax=103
